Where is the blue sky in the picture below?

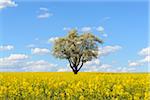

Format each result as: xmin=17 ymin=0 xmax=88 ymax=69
xmin=0 ymin=0 xmax=149 ymax=72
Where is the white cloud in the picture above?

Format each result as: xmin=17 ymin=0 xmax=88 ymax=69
xmin=96 ymin=26 xmax=104 ymax=33
xmin=83 ymin=63 xmax=112 ymax=72
xmin=0 ymin=52 xmax=57 ymax=71
xmin=0 ymin=45 xmax=14 ymax=51
xmin=48 ymin=37 xmax=58 ymax=43
xmin=0 ymin=54 xmax=29 ymax=67
xmin=102 ymin=34 xmax=108 ymax=37
xmin=81 ymin=27 xmax=92 ymax=32
xmin=31 ymin=48 xmax=50 ymax=55
xmin=6 ymin=54 xmax=28 ymax=60
xmin=63 ymin=27 xmax=71 ymax=31
xmin=128 ymin=57 xmax=149 ymax=67
xmin=96 ymin=26 xmax=107 ymax=36
xmin=63 ymin=26 xmax=107 ymax=35
xmin=63 ymin=26 xmax=91 ymax=32
xmin=116 ymin=67 xmax=136 ymax=72
xmin=37 ymin=12 xmax=51 ymax=19
xmin=0 ymin=58 xmax=58 ymax=72
xmin=63 ymin=27 xmax=78 ymax=31
xmin=0 ymin=0 xmax=17 ymax=10
xmin=100 ymin=64 xmax=112 ymax=69
xmin=83 ymin=66 xmax=99 ymax=72
xmin=98 ymin=45 xmax=122 ymax=56
xmin=128 ymin=61 xmax=142 ymax=67
xmin=82 ymin=61 xmax=137 ymax=72
xmin=37 ymin=7 xmax=53 ymax=19
xmin=128 ymin=47 xmax=150 ymax=67
xmin=39 ymin=7 xmax=48 ymax=11
xmin=57 ymin=67 xmax=71 ymax=72
xmin=140 ymin=56 xmax=150 ymax=63
xmin=86 ymin=59 xmax=100 ymax=65
xmin=82 ymin=58 xmax=112 ymax=72
xmin=138 ymin=47 xmax=150 ymax=56
xmin=22 ymin=60 xmax=57 ymax=72
xmin=0 ymin=68 xmax=18 ymax=72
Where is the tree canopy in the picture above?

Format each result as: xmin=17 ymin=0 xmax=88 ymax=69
xmin=52 ymin=29 xmax=103 ymax=74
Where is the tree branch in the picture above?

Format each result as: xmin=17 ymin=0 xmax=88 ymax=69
xmin=68 ymin=59 xmax=75 ymax=71
xmin=77 ymin=61 xmax=84 ymax=71
xmin=76 ymin=55 xmax=82 ymax=67
xmin=70 ymin=58 xmax=75 ymax=66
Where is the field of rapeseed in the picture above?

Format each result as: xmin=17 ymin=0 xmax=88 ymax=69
xmin=0 ymin=72 xmax=149 ymax=100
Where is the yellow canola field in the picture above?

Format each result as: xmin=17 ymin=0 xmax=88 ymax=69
xmin=0 ymin=72 xmax=150 ymax=100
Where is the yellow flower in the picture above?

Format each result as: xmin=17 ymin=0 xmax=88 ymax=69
xmin=79 ymin=95 xmax=84 ymax=100
xmin=0 ymin=72 xmax=149 ymax=99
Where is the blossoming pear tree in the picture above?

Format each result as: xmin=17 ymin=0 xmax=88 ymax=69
xmin=52 ymin=29 xmax=103 ymax=74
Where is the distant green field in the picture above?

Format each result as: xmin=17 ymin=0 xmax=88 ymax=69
xmin=0 ymin=72 xmax=149 ymax=100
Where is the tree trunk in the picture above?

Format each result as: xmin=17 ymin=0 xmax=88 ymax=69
xmin=73 ymin=70 xmax=78 ymax=74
